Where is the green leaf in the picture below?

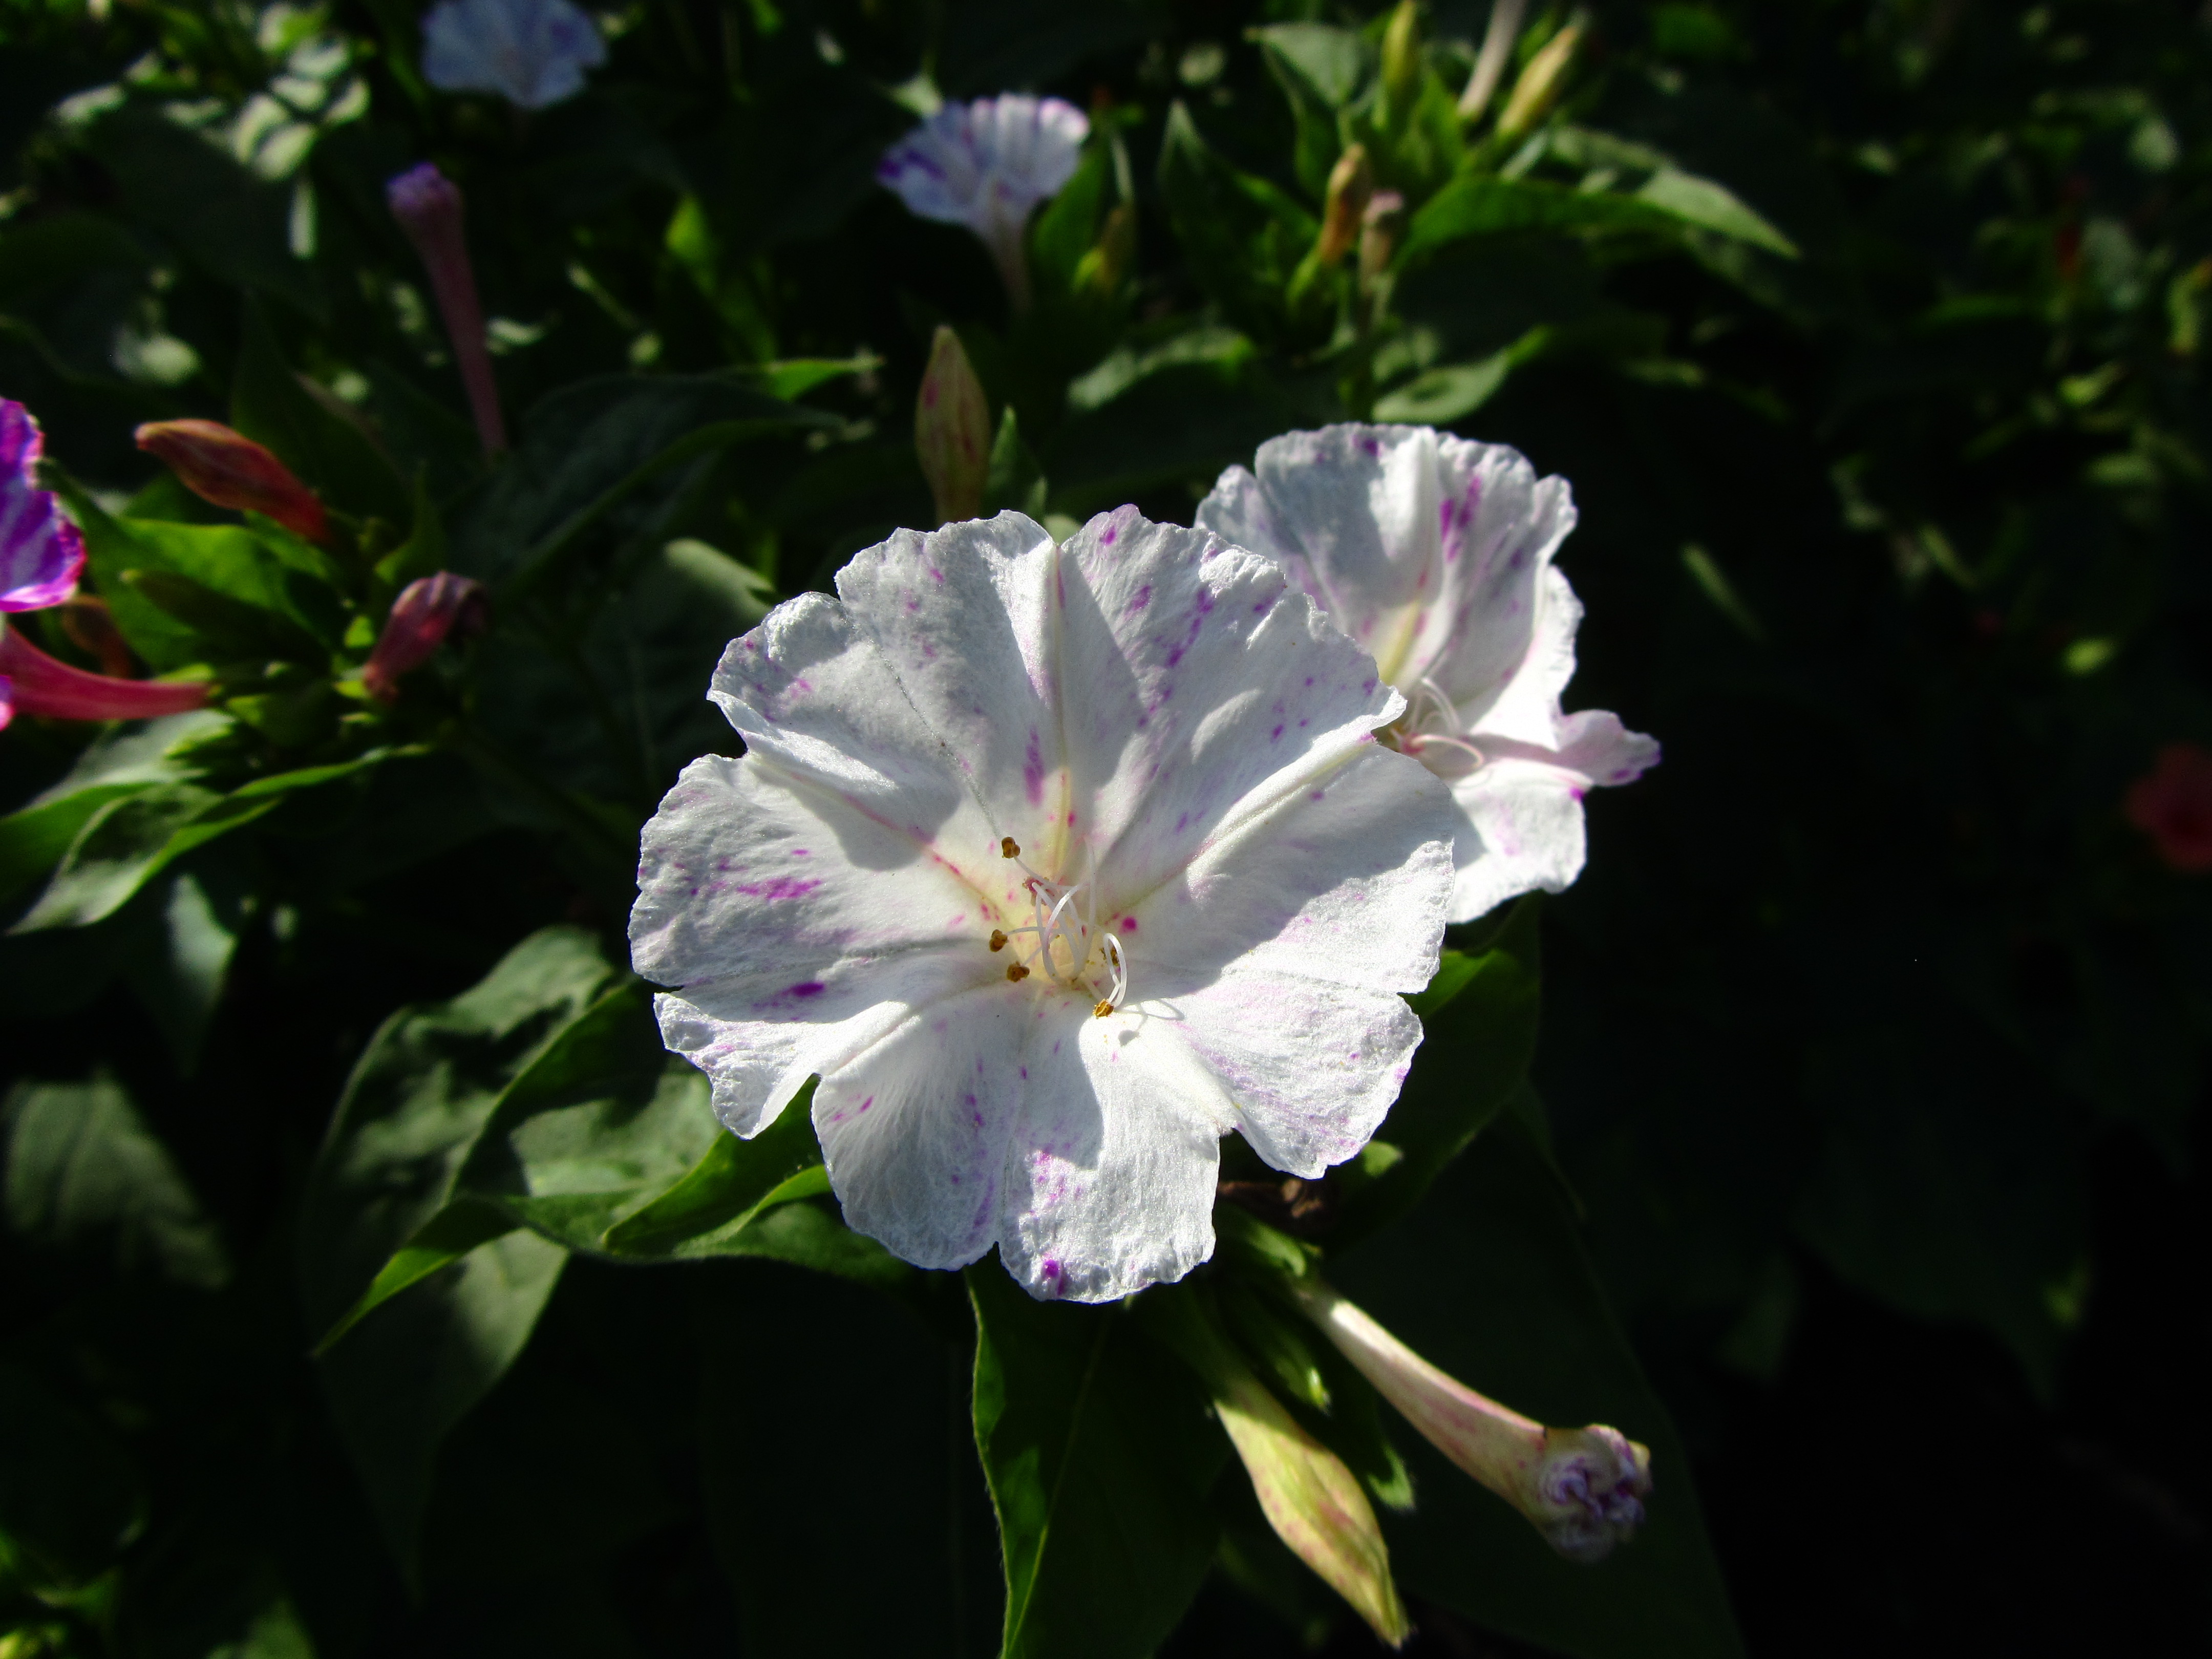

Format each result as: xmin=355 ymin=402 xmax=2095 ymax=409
xmin=300 ymin=927 xmax=620 ymax=1577
xmin=0 ymin=1363 xmax=145 ymax=1593
xmin=1156 ymin=102 xmax=1321 ymax=345
xmin=0 ymin=784 xmax=150 ymax=910
xmin=738 ymin=355 xmax=883 ymax=401
xmin=984 ymin=407 xmax=1049 ymax=518
xmin=1406 ymin=172 xmax=1795 ymax=265
xmin=1336 ymin=897 xmax=1543 ymax=1241
xmin=600 ymin=1077 xmax=832 ymax=1257
xmin=2 ymin=1070 xmax=230 ymax=1289
xmin=970 ymin=1266 xmax=1227 ymax=1659
xmin=1332 ymin=1117 xmax=1747 ymax=1659
xmin=1633 ymin=168 xmax=1798 ymax=258
xmin=231 ymin=301 xmax=412 ymax=528
xmin=120 ymin=567 xmax=327 ymax=664
xmin=119 ymin=858 xmax=252 ymax=1074
xmin=1032 ymin=145 xmax=1111 ymax=299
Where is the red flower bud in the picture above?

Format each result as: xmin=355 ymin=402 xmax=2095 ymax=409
xmin=363 ymin=572 xmax=488 ymax=703
xmin=135 ymin=420 xmax=329 ymax=544
xmin=0 ymin=622 xmax=209 ymax=731
xmin=2123 ymin=742 xmax=2212 ymax=873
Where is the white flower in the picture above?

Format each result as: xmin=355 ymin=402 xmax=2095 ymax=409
xmin=629 ymin=508 xmax=1455 ymax=1302
xmin=1197 ymin=424 xmax=1658 ymax=923
xmin=877 ymin=95 xmax=1090 ymax=309
xmin=420 ymin=0 xmax=607 ymax=110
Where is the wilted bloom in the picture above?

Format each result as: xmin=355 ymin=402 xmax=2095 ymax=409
xmin=878 ymin=95 xmax=1090 ymax=311
xmin=1292 ymin=1279 xmax=1652 ymax=1563
xmin=0 ymin=625 xmax=208 ymax=734
xmin=1198 ymin=424 xmax=1658 ymax=922
xmin=915 ymin=326 xmax=990 ymax=526
xmin=420 ymin=0 xmax=606 ymax=110
xmin=135 ymin=419 xmax=329 ymax=544
xmin=363 ymin=572 xmax=488 ymax=702
xmin=387 ymin=163 xmax=507 ymax=455
xmin=631 ymin=508 xmax=1454 ymax=1301
xmin=2123 ymin=742 xmax=2212 ymax=872
xmin=1 ymin=399 xmax=86 ymax=613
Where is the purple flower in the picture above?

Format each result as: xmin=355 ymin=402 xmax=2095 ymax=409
xmin=0 ymin=400 xmax=86 ymax=614
xmin=878 ymin=95 xmax=1089 ymax=310
xmin=420 ymin=0 xmax=607 ymax=110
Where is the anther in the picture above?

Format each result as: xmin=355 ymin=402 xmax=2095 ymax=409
xmin=1007 ymin=963 xmax=1030 ymax=982
xmin=1001 ymin=837 xmax=1020 ymax=858
xmin=1093 ymin=999 xmax=1114 ymax=1018
xmin=989 ymin=930 xmax=1008 ymax=952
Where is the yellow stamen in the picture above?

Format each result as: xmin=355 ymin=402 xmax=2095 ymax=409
xmin=1007 ymin=963 xmax=1030 ymax=982
xmin=1093 ymin=999 xmax=1114 ymax=1018
xmin=1001 ymin=837 xmax=1020 ymax=858
xmin=989 ymin=930 xmax=1008 ymax=952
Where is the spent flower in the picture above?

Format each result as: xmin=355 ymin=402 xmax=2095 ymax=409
xmin=631 ymin=508 xmax=1455 ymax=1301
xmin=420 ymin=0 xmax=607 ymax=109
xmin=1199 ymin=424 xmax=1657 ymax=922
xmin=1 ymin=399 xmax=86 ymax=614
xmin=363 ymin=572 xmax=489 ymax=703
xmin=878 ymin=95 xmax=1090 ymax=311
xmin=387 ymin=163 xmax=507 ymax=455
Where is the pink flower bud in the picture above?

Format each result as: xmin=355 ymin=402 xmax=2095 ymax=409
xmin=1292 ymin=1280 xmax=1652 ymax=1563
xmin=386 ymin=164 xmax=507 ymax=456
xmin=914 ymin=326 xmax=990 ymax=527
xmin=0 ymin=622 xmax=209 ymax=732
xmin=2123 ymin=742 xmax=2212 ymax=872
xmin=1 ymin=399 xmax=86 ymax=614
xmin=134 ymin=419 xmax=329 ymax=544
xmin=363 ymin=572 xmax=488 ymax=703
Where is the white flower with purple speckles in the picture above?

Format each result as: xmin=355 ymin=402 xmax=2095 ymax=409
xmin=1198 ymin=424 xmax=1659 ymax=923
xmin=877 ymin=95 xmax=1090 ymax=310
xmin=0 ymin=399 xmax=86 ymax=615
xmin=629 ymin=508 xmax=1455 ymax=1302
xmin=420 ymin=0 xmax=606 ymax=110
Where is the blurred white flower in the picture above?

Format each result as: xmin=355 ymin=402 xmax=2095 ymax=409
xmin=1198 ymin=424 xmax=1659 ymax=923
xmin=630 ymin=508 xmax=1454 ymax=1302
xmin=420 ymin=0 xmax=607 ymax=110
xmin=877 ymin=95 xmax=1090 ymax=309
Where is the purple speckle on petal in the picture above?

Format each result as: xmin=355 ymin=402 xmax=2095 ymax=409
xmin=1119 ymin=917 xmax=1137 ymax=933
xmin=788 ymin=981 xmax=826 ymax=998
xmin=736 ymin=877 xmax=822 ymax=901
xmin=1128 ymin=583 xmax=1152 ymax=613
xmin=1023 ymin=729 xmax=1047 ymax=804
xmin=1270 ymin=724 xmax=1284 ymax=741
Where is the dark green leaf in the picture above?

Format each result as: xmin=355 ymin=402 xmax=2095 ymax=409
xmin=0 ymin=1363 xmax=145 ymax=1592
xmin=231 ymin=301 xmax=412 ymax=528
xmin=970 ymin=1266 xmax=1227 ymax=1659
xmin=2 ymin=1070 xmax=229 ymax=1289
xmin=1156 ymin=102 xmax=1320 ymax=345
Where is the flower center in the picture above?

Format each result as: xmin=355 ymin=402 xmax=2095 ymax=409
xmin=987 ymin=837 xmax=1128 ymax=1017
xmin=1381 ymin=672 xmax=1486 ymax=769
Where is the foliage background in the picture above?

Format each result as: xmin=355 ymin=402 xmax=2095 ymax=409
xmin=0 ymin=0 xmax=2207 ymax=1654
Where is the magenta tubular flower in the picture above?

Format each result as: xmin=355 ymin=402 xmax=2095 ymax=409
xmin=0 ymin=625 xmax=209 ymax=733
xmin=386 ymin=164 xmax=507 ymax=456
xmin=363 ymin=572 xmax=488 ymax=702
xmin=1 ymin=400 xmax=87 ymax=613
xmin=1292 ymin=1279 xmax=1652 ymax=1562
xmin=135 ymin=419 xmax=329 ymax=544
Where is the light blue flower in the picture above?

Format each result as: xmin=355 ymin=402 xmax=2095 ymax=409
xmin=420 ymin=0 xmax=607 ymax=110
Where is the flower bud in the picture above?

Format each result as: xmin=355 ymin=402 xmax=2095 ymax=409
xmin=1358 ymin=190 xmax=1406 ymax=294
xmin=386 ymin=164 xmax=507 ymax=456
xmin=1144 ymin=1291 xmax=1409 ymax=1647
xmin=1380 ymin=1 xmax=1422 ymax=120
xmin=0 ymin=621 xmax=208 ymax=731
xmin=1314 ymin=145 xmax=1374 ymax=268
xmin=1 ymin=399 xmax=86 ymax=614
xmin=1458 ymin=0 xmax=1529 ymax=122
xmin=1495 ymin=15 xmax=1583 ymax=142
xmin=2123 ymin=742 xmax=2212 ymax=872
xmin=914 ymin=326 xmax=990 ymax=527
xmin=1292 ymin=1280 xmax=1652 ymax=1563
xmin=56 ymin=596 xmax=133 ymax=678
xmin=362 ymin=572 xmax=488 ymax=703
xmin=134 ymin=420 xmax=329 ymax=544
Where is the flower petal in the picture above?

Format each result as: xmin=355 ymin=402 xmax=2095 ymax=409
xmin=997 ymin=1001 xmax=1231 ymax=1301
xmin=813 ymin=984 xmax=1028 ymax=1271
xmin=1053 ymin=506 xmax=1410 ymax=911
xmin=0 ymin=401 xmax=86 ymax=613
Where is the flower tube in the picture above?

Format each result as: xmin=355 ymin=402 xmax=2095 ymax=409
xmin=362 ymin=572 xmax=489 ymax=703
xmin=387 ymin=163 xmax=507 ymax=456
xmin=1291 ymin=1278 xmax=1651 ymax=1562
xmin=878 ymin=96 xmax=1090 ymax=312
xmin=0 ymin=625 xmax=208 ymax=733
xmin=631 ymin=508 xmax=1455 ymax=1301
xmin=1198 ymin=424 xmax=1658 ymax=922
xmin=1 ymin=400 xmax=86 ymax=613
xmin=135 ymin=419 xmax=329 ymax=544
xmin=420 ymin=0 xmax=607 ymax=110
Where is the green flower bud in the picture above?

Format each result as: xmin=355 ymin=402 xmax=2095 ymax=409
xmin=1496 ymin=15 xmax=1583 ymax=142
xmin=914 ymin=326 xmax=991 ymax=527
